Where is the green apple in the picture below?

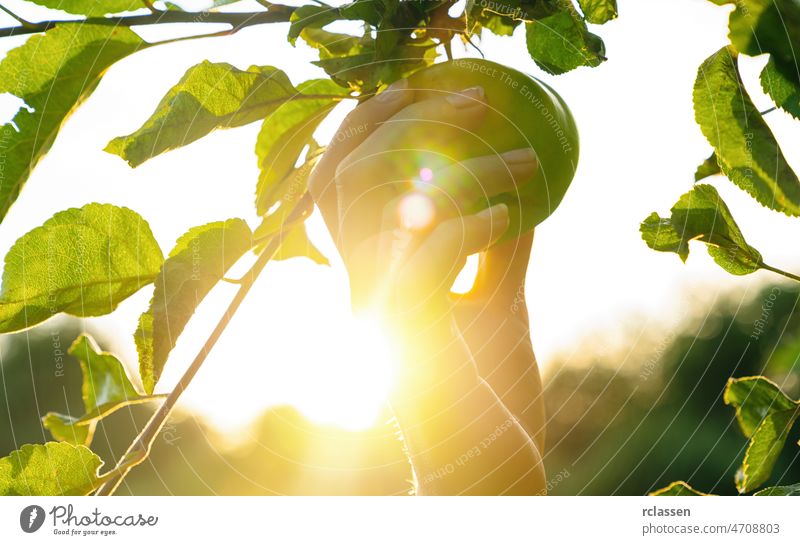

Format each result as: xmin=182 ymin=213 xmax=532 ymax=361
xmin=407 ymin=58 xmax=580 ymax=239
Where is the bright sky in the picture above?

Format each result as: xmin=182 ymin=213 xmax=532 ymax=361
xmin=1 ymin=0 xmax=799 ymax=435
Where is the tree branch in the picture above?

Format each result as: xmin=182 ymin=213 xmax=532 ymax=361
xmin=0 ymin=5 xmax=296 ymax=38
xmin=0 ymin=4 xmax=34 ymax=28
xmin=94 ymin=192 xmax=314 ymax=496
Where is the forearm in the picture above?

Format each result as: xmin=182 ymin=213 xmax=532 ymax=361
xmin=454 ymin=304 xmax=546 ymax=450
xmin=388 ymin=312 xmax=546 ymax=495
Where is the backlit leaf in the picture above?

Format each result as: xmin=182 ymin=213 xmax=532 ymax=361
xmin=298 ymin=24 xmax=435 ymax=91
xmin=736 ymin=409 xmax=800 ymax=493
xmin=273 ymin=226 xmax=328 ymax=265
xmin=754 ymin=483 xmax=800 ymax=496
xmin=760 ymin=56 xmax=800 ymax=120
xmin=136 ymin=219 xmax=253 ymax=394
xmin=299 ymin=27 xmax=367 ymax=58
xmin=693 ymin=46 xmax=800 ymax=215
xmin=724 ymin=376 xmax=797 ymax=436
xmin=255 ymin=220 xmax=328 ymax=265
xmin=525 ymin=6 xmax=605 ymax=74
xmin=254 ymin=159 xmax=328 ymax=266
xmin=726 ymin=0 xmax=800 ymax=67
xmin=339 ymin=0 xmax=383 ymax=26
xmin=577 ymin=0 xmax=618 ymax=24
xmin=0 ymin=442 xmax=104 ymax=495
xmin=312 ymin=42 xmax=437 ymax=92
xmin=106 ymin=62 xmax=317 ymax=167
xmin=288 ymin=1 xmax=385 ymax=45
xmin=640 ymin=184 xmax=763 ymax=275
xmin=255 ymin=79 xmax=348 ymax=215
xmin=724 ymin=376 xmax=800 ymax=493
xmin=42 ymin=413 xmax=91 ymax=446
xmin=694 ymin=152 xmax=721 ymax=181
xmin=640 ymin=212 xmax=689 ymax=262
xmin=0 ymin=25 xmax=145 ymax=224
xmin=288 ymin=5 xmax=342 ymax=44
xmin=24 ymin=0 xmax=141 ymax=15
xmin=466 ymin=0 xmax=556 ymax=36
xmin=0 ymin=203 xmax=163 ymax=333
xmin=43 ymin=334 xmax=158 ymax=446
xmin=649 ymin=481 xmax=710 ymax=496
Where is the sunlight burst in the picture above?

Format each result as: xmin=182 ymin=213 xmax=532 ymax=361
xmin=296 ymin=315 xmax=398 ymax=431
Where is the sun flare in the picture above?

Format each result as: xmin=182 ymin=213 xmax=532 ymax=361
xmin=293 ymin=315 xmax=399 ymax=431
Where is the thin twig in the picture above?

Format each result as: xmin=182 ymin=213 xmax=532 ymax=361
xmin=761 ymin=262 xmax=800 ymax=283
xmin=148 ymin=27 xmax=237 ymax=46
xmin=0 ymin=4 xmax=34 ymax=28
xmin=94 ymin=193 xmax=314 ymax=496
xmin=0 ymin=7 xmax=295 ymax=38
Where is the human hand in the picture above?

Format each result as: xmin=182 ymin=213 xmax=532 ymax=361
xmin=307 ymin=78 xmax=538 ymax=323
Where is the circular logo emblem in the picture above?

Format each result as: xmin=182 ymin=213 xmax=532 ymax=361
xmin=20 ymin=505 xmax=45 ymax=533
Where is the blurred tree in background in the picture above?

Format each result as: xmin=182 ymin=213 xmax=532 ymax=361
xmin=2 ymin=282 xmax=799 ymax=495
xmin=544 ymin=282 xmax=800 ymax=495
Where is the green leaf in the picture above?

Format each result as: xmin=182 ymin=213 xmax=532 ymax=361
xmin=339 ymin=0 xmax=383 ymax=26
xmin=105 ymin=62 xmax=321 ymax=167
xmin=293 ymin=4 xmax=436 ymax=92
xmin=24 ymin=0 xmax=141 ymax=16
xmin=0 ymin=25 xmax=145 ymax=224
xmin=258 ymin=157 xmax=318 ymax=224
xmin=0 ymin=442 xmax=104 ymax=495
xmin=255 ymin=79 xmax=348 ymax=216
xmin=577 ymin=0 xmax=618 ymax=24
xmin=42 ymin=413 xmax=91 ymax=446
xmin=312 ymin=42 xmax=437 ymax=92
xmin=273 ymin=226 xmax=328 ymax=265
xmin=43 ymin=334 xmax=158 ymax=446
xmin=724 ymin=376 xmax=798 ymax=436
xmin=649 ymin=481 xmax=711 ymax=496
xmin=640 ymin=184 xmax=763 ymax=275
xmin=525 ymin=7 xmax=605 ymax=75
xmin=254 ymin=156 xmax=328 ymax=267
xmin=465 ymin=0 xmax=556 ymax=36
xmin=288 ymin=1 xmax=386 ymax=45
xmin=693 ymin=46 xmax=800 ymax=216
xmin=760 ymin=56 xmax=800 ymax=120
xmin=727 ymin=0 xmax=800 ymax=67
xmin=43 ymin=414 xmax=91 ymax=446
xmin=253 ymin=151 xmax=328 ymax=266
xmin=299 ymin=27 xmax=368 ymax=58
xmin=136 ymin=219 xmax=253 ymax=394
xmin=754 ymin=483 xmax=800 ymax=496
xmin=255 ymin=221 xmax=328 ymax=265
xmin=724 ymin=376 xmax=800 ymax=493
xmin=728 ymin=0 xmax=800 ymax=130
xmin=72 ymin=335 xmax=142 ymax=413
xmin=0 ymin=203 xmax=163 ymax=333
xmin=640 ymin=212 xmax=690 ymax=261
xmin=695 ymin=152 xmax=722 ymax=181
xmin=288 ymin=5 xmax=342 ymax=44
xmin=736 ymin=410 xmax=800 ymax=493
